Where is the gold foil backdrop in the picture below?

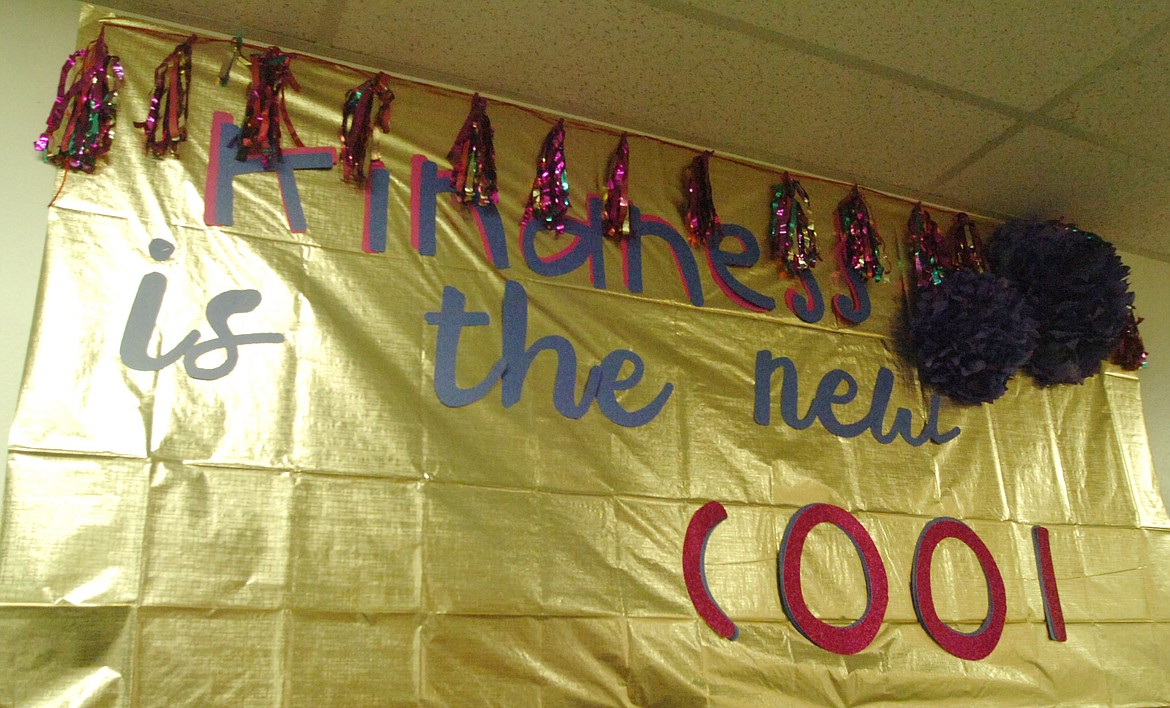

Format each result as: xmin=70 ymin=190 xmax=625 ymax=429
xmin=2 ymin=6 xmax=1170 ymax=706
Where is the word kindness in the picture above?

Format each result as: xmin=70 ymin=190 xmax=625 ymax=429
xmin=169 ymin=113 xmax=960 ymax=444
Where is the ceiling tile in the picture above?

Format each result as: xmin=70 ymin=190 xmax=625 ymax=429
xmin=104 ymin=0 xmax=334 ymax=42
xmin=935 ymin=125 xmax=1170 ymax=258
xmin=1047 ymin=31 xmax=1170 ymax=164
xmin=332 ymin=0 xmax=1014 ymax=194
xmin=674 ymin=0 xmax=1170 ymax=110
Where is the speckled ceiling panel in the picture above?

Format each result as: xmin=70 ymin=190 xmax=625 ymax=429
xmin=937 ymin=125 xmax=1170 ymax=258
xmin=673 ymin=0 xmax=1170 ymax=111
xmin=1047 ymin=31 xmax=1170 ymax=164
xmin=331 ymin=0 xmax=1014 ymax=194
xmin=114 ymin=0 xmax=333 ymax=42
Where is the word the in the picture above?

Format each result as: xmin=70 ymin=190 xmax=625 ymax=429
xmin=425 ymin=280 xmax=674 ymax=427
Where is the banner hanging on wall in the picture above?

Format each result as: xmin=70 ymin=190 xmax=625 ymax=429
xmin=2 ymin=7 xmax=1170 ymax=706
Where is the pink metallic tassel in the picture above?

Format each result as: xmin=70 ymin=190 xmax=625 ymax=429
xmin=340 ymin=72 xmax=394 ymax=184
xmin=683 ymin=151 xmax=721 ymax=247
xmin=447 ymin=94 xmax=498 ymax=206
xmin=770 ymin=172 xmax=820 ymax=275
xmin=234 ymin=47 xmax=304 ymax=168
xmin=836 ymin=186 xmax=886 ymax=282
xmin=521 ymin=119 xmax=571 ymax=233
xmin=603 ymin=133 xmax=631 ymax=240
xmin=34 ymin=28 xmax=124 ymax=173
xmin=136 ymin=35 xmax=195 ymax=158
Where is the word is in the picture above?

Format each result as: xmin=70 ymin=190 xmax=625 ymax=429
xmin=120 ymin=239 xmax=285 ymax=380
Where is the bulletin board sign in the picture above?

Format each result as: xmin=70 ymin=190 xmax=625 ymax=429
xmin=2 ymin=7 xmax=1169 ymax=706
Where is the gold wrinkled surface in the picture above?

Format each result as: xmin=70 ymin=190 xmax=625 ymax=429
xmin=2 ymin=6 xmax=1170 ymax=706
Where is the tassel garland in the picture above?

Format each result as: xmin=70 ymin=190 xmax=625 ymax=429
xmin=836 ymin=186 xmax=886 ymax=282
xmin=234 ymin=47 xmax=304 ymax=168
xmin=447 ymin=94 xmax=498 ymax=205
xmin=521 ymin=119 xmax=571 ymax=233
xmin=136 ymin=35 xmax=196 ymax=158
xmin=603 ymin=134 xmax=631 ymax=240
xmin=683 ymin=151 xmax=721 ymax=246
xmin=340 ymin=72 xmax=394 ymax=184
xmin=769 ymin=172 xmax=820 ymax=275
xmin=34 ymin=29 xmax=124 ymax=172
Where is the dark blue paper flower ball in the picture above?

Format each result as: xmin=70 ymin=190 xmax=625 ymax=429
xmin=910 ymin=269 xmax=1039 ymax=404
xmin=986 ymin=220 xmax=1132 ymax=385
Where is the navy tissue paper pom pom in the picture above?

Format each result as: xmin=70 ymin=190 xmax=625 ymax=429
xmin=910 ymin=269 xmax=1039 ymax=404
xmin=986 ymin=220 xmax=1132 ymax=385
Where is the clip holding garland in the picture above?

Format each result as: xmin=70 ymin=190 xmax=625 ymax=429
xmin=218 ymin=35 xmax=245 ymax=86
xmin=340 ymin=72 xmax=395 ymax=184
xmin=521 ymin=119 xmax=570 ymax=233
xmin=136 ymin=35 xmax=196 ymax=158
xmin=836 ymin=186 xmax=886 ymax=282
xmin=603 ymin=134 xmax=632 ymax=240
xmin=769 ymin=172 xmax=819 ymax=275
xmin=233 ymin=46 xmax=304 ymax=168
xmin=683 ymin=151 xmax=721 ymax=247
xmin=447 ymin=94 xmax=498 ymax=206
xmin=34 ymin=28 xmax=124 ymax=174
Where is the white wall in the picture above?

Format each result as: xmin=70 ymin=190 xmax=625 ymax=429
xmin=0 ymin=0 xmax=82 ymax=518
xmin=1121 ymin=252 xmax=1170 ymax=502
xmin=2 ymin=0 xmax=1169 ymax=517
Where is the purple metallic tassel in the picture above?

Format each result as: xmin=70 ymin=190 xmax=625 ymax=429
xmin=447 ymin=94 xmax=497 ymax=206
xmin=34 ymin=28 xmax=123 ymax=173
xmin=683 ymin=151 xmax=721 ymax=246
xmin=135 ymin=35 xmax=195 ymax=158
xmin=909 ymin=203 xmax=948 ymax=288
xmin=340 ymin=72 xmax=394 ymax=184
xmin=1111 ymin=306 xmax=1148 ymax=370
xmin=769 ymin=172 xmax=820 ymax=275
xmin=234 ymin=46 xmax=304 ymax=168
xmin=948 ymin=212 xmax=986 ymax=272
xmin=603 ymin=133 xmax=631 ymax=240
xmin=522 ymin=119 xmax=571 ymax=233
xmin=836 ymin=186 xmax=886 ymax=282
